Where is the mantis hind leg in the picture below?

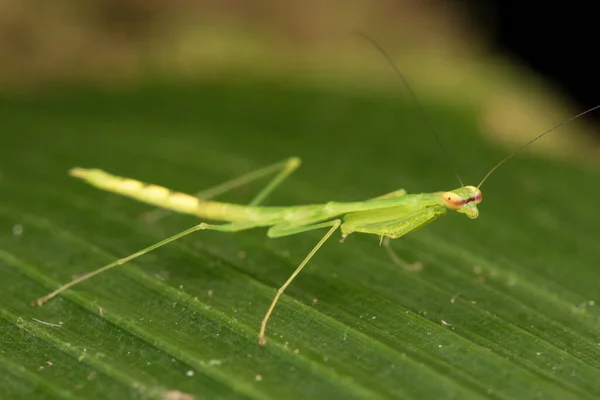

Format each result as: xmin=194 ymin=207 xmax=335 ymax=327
xmin=143 ymin=157 xmax=301 ymax=223
xmin=259 ymin=219 xmax=341 ymax=345
xmin=33 ymin=221 xmax=258 ymax=307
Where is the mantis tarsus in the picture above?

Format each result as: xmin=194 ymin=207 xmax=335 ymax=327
xmin=33 ymin=35 xmax=600 ymax=346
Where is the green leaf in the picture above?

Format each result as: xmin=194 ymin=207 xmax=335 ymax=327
xmin=1 ymin=79 xmax=600 ymax=400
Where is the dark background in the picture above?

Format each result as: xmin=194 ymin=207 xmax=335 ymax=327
xmin=466 ymin=2 xmax=600 ymax=127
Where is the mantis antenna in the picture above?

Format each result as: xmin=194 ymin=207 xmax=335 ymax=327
xmin=355 ymin=31 xmax=600 ymax=189
xmin=477 ymin=104 xmax=600 ymax=188
xmin=355 ymin=30 xmax=465 ymax=188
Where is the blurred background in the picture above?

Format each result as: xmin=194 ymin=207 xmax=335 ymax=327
xmin=4 ymin=4 xmax=600 ymax=399
xmin=1 ymin=0 xmax=599 ymax=158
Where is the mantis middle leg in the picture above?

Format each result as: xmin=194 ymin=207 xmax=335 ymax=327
xmin=258 ymin=219 xmax=342 ymax=345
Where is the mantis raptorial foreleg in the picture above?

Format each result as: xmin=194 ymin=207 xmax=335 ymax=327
xmin=343 ymin=205 xmax=443 ymax=272
xmin=143 ymin=157 xmax=301 ymax=223
xmin=355 ymin=189 xmax=422 ymax=270
xmin=259 ymin=219 xmax=342 ymax=345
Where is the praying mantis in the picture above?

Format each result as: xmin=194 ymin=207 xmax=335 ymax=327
xmin=33 ymin=33 xmax=600 ymax=346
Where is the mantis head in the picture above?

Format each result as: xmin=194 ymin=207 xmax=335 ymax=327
xmin=441 ymin=186 xmax=482 ymax=219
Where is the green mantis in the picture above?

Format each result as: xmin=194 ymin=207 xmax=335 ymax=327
xmin=33 ymin=35 xmax=600 ymax=346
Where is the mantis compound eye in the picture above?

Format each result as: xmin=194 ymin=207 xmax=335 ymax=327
xmin=472 ymin=189 xmax=483 ymax=204
xmin=441 ymin=192 xmax=465 ymax=210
